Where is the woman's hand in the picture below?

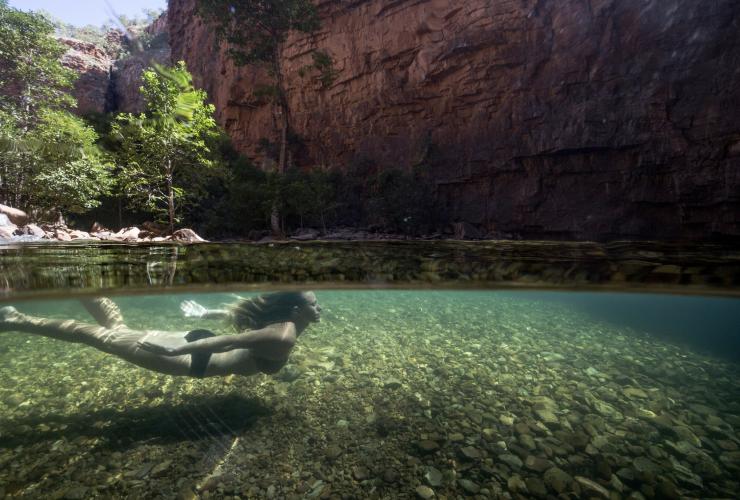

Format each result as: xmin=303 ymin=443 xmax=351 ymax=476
xmin=180 ymin=300 xmax=208 ymax=318
xmin=137 ymin=341 xmax=178 ymax=356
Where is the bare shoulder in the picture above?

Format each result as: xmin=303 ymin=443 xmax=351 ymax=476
xmin=268 ymin=321 xmax=298 ymax=341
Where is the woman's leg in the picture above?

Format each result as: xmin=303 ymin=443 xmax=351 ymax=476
xmin=0 ymin=305 xmax=119 ymax=350
xmin=81 ymin=297 xmax=126 ymax=329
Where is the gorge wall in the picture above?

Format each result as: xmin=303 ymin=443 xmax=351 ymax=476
xmin=60 ymin=15 xmax=171 ymax=115
xmin=168 ymin=0 xmax=740 ymax=241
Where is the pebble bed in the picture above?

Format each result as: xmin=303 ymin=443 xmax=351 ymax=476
xmin=0 ymin=290 xmax=738 ymax=499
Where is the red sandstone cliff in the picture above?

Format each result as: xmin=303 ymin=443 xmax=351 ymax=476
xmin=59 ymin=37 xmax=113 ymax=114
xmin=168 ymin=0 xmax=740 ymax=241
xmin=59 ymin=14 xmax=171 ymax=115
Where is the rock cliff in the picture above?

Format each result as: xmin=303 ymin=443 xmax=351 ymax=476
xmin=59 ymin=37 xmax=114 ymax=114
xmin=169 ymin=0 xmax=740 ymax=241
xmin=59 ymin=14 xmax=171 ymax=115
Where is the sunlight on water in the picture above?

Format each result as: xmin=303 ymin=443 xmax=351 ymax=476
xmin=0 ymin=290 xmax=738 ymax=498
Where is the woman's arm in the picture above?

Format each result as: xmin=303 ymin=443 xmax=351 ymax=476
xmin=180 ymin=300 xmax=232 ymax=320
xmin=137 ymin=323 xmax=297 ymax=360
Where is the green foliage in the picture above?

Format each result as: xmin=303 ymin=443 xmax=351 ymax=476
xmin=199 ymin=159 xmax=439 ymax=237
xmin=112 ymin=62 xmax=219 ymax=231
xmin=0 ymin=2 xmax=111 ymax=216
xmin=313 ymin=51 xmax=338 ymax=88
xmin=282 ymin=169 xmax=337 ymax=230
xmin=197 ymin=0 xmax=320 ymax=68
xmin=0 ymin=1 xmax=76 ymax=126
xmin=329 ymin=163 xmax=439 ymax=234
xmin=0 ymin=109 xmax=113 ymax=214
xmin=299 ymin=50 xmax=338 ymax=88
xmin=29 ymin=111 xmax=113 ymax=213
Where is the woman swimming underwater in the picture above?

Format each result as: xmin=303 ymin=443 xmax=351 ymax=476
xmin=0 ymin=291 xmax=321 ymax=378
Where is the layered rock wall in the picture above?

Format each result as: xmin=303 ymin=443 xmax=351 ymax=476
xmin=169 ymin=0 xmax=740 ymax=241
xmin=60 ymin=15 xmax=171 ymax=115
xmin=59 ymin=37 xmax=113 ymax=114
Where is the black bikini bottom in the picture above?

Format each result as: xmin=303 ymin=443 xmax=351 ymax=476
xmin=185 ymin=329 xmax=216 ymax=378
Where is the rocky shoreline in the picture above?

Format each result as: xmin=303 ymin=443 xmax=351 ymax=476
xmin=0 ymin=205 xmax=489 ymax=245
xmin=0 ymin=204 xmax=207 ymax=244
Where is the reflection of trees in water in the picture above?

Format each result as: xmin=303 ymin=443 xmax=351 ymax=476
xmin=1 ymin=242 xmax=739 ymax=295
xmin=146 ymin=246 xmax=178 ymax=286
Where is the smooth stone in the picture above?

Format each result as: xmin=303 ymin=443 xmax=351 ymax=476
xmin=543 ymin=467 xmax=573 ymax=493
xmin=459 ymin=446 xmax=481 ymax=460
xmin=383 ymin=468 xmax=399 ymax=483
xmin=525 ymin=477 xmax=548 ymax=498
xmin=384 ymin=378 xmax=403 ymax=389
xmin=515 ymin=422 xmax=531 ymax=435
xmin=352 ymin=466 xmax=369 ymax=481
xmin=666 ymin=440 xmax=698 ymax=457
xmin=688 ymin=403 xmax=716 ymax=416
xmin=519 ymin=433 xmax=536 ymax=450
xmin=448 ymin=433 xmax=465 ymax=442
xmin=656 ymin=478 xmax=679 ymax=500
xmin=575 ymin=476 xmax=610 ymax=498
xmin=717 ymin=440 xmax=738 ymax=451
xmin=535 ymin=409 xmax=559 ymax=425
xmin=591 ymin=435 xmax=609 ymax=450
xmin=507 ymin=474 xmax=527 ymax=493
xmin=458 ymin=479 xmax=480 ymax=494
xmin=633 ymin=456 xmax=660 ymax=474
xmin=324 ymin=445 xmax=342 ymax=460
xmin=417 ymin=440 xmax=439 ymax=453
xmin=415 ymin=485 xmax=435 ymax=499
xmin=500 ymin=414 xmax=515 ymax=426
xmin=424 ymin=466 xmax=443 ymax=487
xmin=672 ymin=426 xmax=701 ymax=447
xmin=150 ymin=460 xmax=172 ymax=477
xmin=525 ymin=455 xmax=552 ymax=473
xmin=499 ymin=453 xmax=523 ymax=469
xmin=623 ymin=387 xmax=648 ymax=399
xmin=542 ymin=352 xmax=565 ymax=362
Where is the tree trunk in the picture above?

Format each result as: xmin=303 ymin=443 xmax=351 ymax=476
xmin=167 ymin=159 xmax=175 ymax=234
xmin=270 ymin=50 xmax=289 ymax=238
xmin=270 ymin=202 xmax=281 ymax=237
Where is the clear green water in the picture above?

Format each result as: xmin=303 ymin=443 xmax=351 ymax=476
xmin=1 ymin=289 xmax=738 ymax=498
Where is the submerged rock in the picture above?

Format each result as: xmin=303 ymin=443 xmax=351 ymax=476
xmin=415 ymin=485 xmax=435 ymax=499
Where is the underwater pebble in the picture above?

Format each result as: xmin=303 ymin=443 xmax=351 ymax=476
xmin=415 ymin=485 xmax=435 ymax=499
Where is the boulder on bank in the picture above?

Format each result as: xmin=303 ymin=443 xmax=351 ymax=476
xmin=0 ymin=204 xmax=29 ymax=226
xmin=0 ymin=226 xmax=15 ymax=239
xmin=171 ymin=228 xmax=206 ymax=242
xmin=141 ymin=221 xmax=167 ymax=236
xmin=90 ymin=222 xmax=108 ymax=233
xmin=115 ymin=227 xmax=141 ymax=241
xmin=22 ymin=224 xmax=46 ymax=238
xmin=291 ymin=228 xmax=321 ymax=241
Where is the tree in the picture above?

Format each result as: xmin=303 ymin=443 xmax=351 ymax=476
xmin=197 ymin=0 xmax=321 ymax=235
xmin=0 ymin=1 xmax=111 ymax=215
xmin=27 ymin=110 xmax=113 ymax=214
xmin=113 ymin=62 xmax=219 ymax=232
xmin=0 ymin=1 xmax=75 ymax=127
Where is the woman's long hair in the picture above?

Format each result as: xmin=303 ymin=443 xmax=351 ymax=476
xmin=230 ymin=292 xmax=308 ymax=331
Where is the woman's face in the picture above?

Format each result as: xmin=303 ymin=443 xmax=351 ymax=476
xmin=294 ymin=292 xmax=321 ymax=323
